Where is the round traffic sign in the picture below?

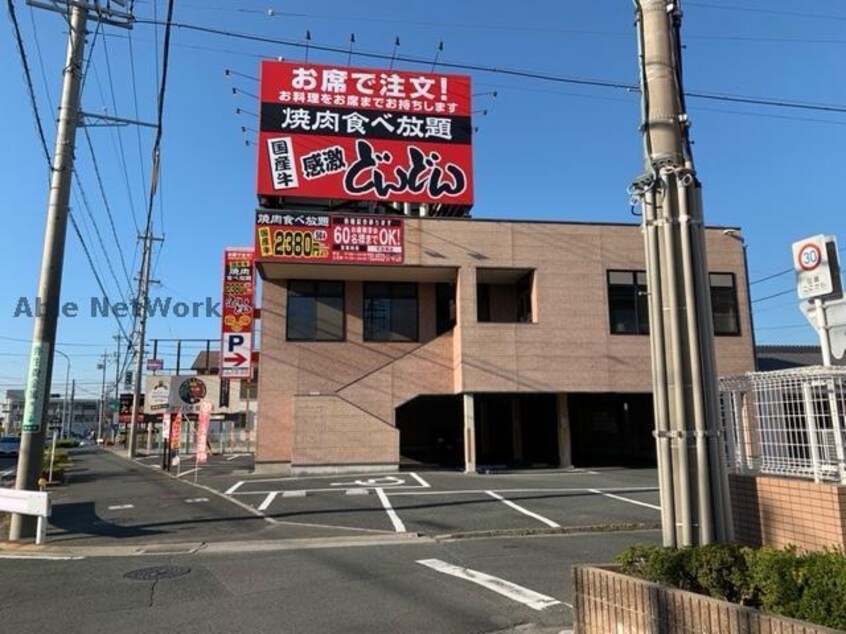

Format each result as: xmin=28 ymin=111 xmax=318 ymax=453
xmin=797 ymin=242 xmax=822 ymax=271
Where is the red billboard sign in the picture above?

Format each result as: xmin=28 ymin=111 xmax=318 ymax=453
xmin=220 ymin=248 xmax=255 ymax=379
xmin=256 ymin=211 xmax=403 ymax=265
xmin=256 ymin=61 xmax=473 ymax=206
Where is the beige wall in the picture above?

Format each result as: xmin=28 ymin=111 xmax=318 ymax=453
xmin=255 ymin=218 xmax=755 ymax=469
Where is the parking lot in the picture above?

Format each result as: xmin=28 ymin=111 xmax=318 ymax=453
xmin=201 ymin=466 xmax=661 ymax=537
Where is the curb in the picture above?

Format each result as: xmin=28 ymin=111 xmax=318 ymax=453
xmin=434 ymin=522 xmax=662 ymax=542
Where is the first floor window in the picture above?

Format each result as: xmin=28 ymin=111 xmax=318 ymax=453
xmin=286 ymin=280 xmax=344 ymax=341
xmin=364 ymin=282 xmax=418 ymax=342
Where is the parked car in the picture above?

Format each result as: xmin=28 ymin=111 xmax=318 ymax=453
xmin=0 ymin=436 xmax=21 ymax=456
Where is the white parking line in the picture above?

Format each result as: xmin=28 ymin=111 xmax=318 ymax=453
xmin=416 ymin=559 xmax=562 ymax=611
xmin=282 ymin=490 xmax=306 ymax=498
xmin=409 ymin=472 xmax=431 ymax=488
xmin=107 ymin=504 xmax=134 ymax=510
xmin=387 ymin=486 xmax=658 ymax=497
xmin=486 ymin=491 xmax=560 ymax=528
xmin=346 ymin=488 xmax=369 ymax=496
xmin=375 ymin=487 xmax=406 ymax=533
xmin=588 ymin=488 xmax=661 ymax=511
xmin=258 ymin=491 xmax=278 ymax=511
xmin=225 ymin=481 xmax=244 ymax=495
xmin=185 ymin=498 xmax=209 ymax=504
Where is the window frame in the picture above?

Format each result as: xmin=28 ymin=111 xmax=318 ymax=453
xmin=363 ymin=282 xmax=419 ymax=342
xmin=607 ymin=269 xmax=650 ymax=335
xmin=285 ymin=280 xmax=346 ymax=342
xmin=709 ymin=271 xmax=741 ymax=337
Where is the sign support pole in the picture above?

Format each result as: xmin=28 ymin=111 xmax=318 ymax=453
xmin=815 ymin=298 xmax=833 ymax=366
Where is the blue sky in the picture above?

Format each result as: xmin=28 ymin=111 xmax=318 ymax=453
xmin=1 ymin=0 xmax=844 ymax=396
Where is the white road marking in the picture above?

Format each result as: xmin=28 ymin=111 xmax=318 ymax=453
xmin=331 ymin=476 xmax=405 ymax=487
xmin=416 ymin=559 xmax=562 ymax=611
xmin=588 ymin=488 xmax=661 ymax=511
xmin=386 ymin=486 xmax=658 ymax=497
xmin=184 ymin=498 xmax=209 ymax=504
xmin=178 ymin=468 xmax=198 ymax=478
xmin=0 ymin=555 xmax=86 ymax=561
xmin=486 ymin=491 xmax=560 ymax=528
xmin=107 ymin=504 xmax=134 ymax=510
xmin=409 ymin=472 xmax=431 ymax=488
xmin=346 ymin=488 xmax=369 ymax=496
xmin=225 ymin=481 xmax=244 ymax=495
xmin=226 ymin=454 xmax=248 ymax=461
xmin=258 ymin=492 xmax=278 ymax=511
xmin=375 ymin=487 xmax=406 ymax=533
xmin=281 ymin=490 xmax=306 ymax=498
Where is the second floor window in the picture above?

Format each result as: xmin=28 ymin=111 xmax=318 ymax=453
xmin=287 ymin=280 xmax=345 ymax=341
xmin=608 ymin=270 xmax=649 ymax=335
xmin=364 ymin=282 xmax=418 ymax=342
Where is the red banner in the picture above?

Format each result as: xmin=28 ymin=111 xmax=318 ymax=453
xmin=256 ymin=212 xmax=403 ymax=265
xmin=170 ymin=412 xmax=182 ymax=451
xmin=256 ymin=61 xmax=473 ymax=206
xmin=196 ymin=402 xmax=211 ymax=465
xmin=220 ymin=248 xmax=255 ymax=379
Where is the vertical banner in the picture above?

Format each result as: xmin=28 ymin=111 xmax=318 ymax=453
xmin=170 ymin=411 xmax=182 ymax=451
xmin=196 ymin=401 xmax=211 ymax=465
xmin=221 ymin=248 xmax=256 ymax=379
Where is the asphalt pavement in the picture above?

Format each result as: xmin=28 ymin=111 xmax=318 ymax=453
xmin=0 ymin=448 xmax=664 ymax=632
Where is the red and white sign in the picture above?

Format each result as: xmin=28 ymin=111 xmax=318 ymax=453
xmin=256 ymin=212 xmax=403 ymax=265
xmin=146 ymin=358 xmax=164 ymax=371
xmin=221 ymin=248 xmax=255 ymax=379
xmin=256 ymin=61 xmax=473 ymax=206
xmin=793 ymin=235 xmax=836 ymax=300
xmin=170 ymin=412 xmax=182 ymax=451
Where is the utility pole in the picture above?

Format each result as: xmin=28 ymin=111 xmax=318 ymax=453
xmin=96 ymin=352 xmax=108 ymax=442
xmin=632 ymin=0 xmax=732 ymax=546
xmin=68 ymin=379 xmax=75 ymax=439
xmin=10 ymin=3 xmax=88 ymax=541
xmin=127 ymin=231 xmax=156 ymax=458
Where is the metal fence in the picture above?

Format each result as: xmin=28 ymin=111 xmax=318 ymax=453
xmin=719 ymin=366 xmax=846 ymax=483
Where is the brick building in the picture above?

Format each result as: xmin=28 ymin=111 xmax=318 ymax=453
xmin=253 ymin=216 xmax=755 ymax=475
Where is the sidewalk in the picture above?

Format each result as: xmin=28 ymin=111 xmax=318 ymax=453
xmin=2 ymin=447 xmax=400 ymax=553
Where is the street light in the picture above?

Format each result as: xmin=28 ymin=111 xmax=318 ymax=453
xmin=54 ymin=349 xmax=71 ymax=437
xmin=724 ymin=229 xmax=758 ymax=370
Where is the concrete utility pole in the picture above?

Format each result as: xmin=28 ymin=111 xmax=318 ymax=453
xmin=632 ymin=0 xmax=732 ymax=546
xmin=96 ymin=352 xmax=108 ymax=442
xmin=10 ymin=4 xmax=88 ymax=541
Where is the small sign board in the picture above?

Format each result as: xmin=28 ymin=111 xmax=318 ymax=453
xmin=146 ymin=358 xmax=164 ymax=371
xmin=792 ymin=234 xmax=841 ymax=300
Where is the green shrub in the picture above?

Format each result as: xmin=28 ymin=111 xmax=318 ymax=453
xmin=615 ymin=543 xmax=846 ymax=630
xmin=746 ymin=545 xmax=803 ymax=615
xmin=56 ymin=438 xmax=79 ymax=449
xmin=792 ymin=549 xmax=846 ymax=629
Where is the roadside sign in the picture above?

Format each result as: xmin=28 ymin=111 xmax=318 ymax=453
xmin=221 ymin=332 xmax=252 ymax=379
xmin=146 ymin=358 xmax=164 ymax=371
xmin=801 ymin=298 xmax=846 ymax=361
xmin=792 ymin=235 xmax=841 ymax=300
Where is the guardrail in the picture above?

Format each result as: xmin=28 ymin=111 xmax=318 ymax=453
xmin=0 ymin=489 xmax=51 ymax=544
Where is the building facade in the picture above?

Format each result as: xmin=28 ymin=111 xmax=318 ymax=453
xmin=254 ymin=217 xmax=755 ymax=475
xmin=1 ymin=389 xmax=99 ymax=436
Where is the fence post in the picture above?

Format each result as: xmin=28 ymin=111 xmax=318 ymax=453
xmin=826 ymin=377 xmax=846 ymax=484
xmin=802 ymin=383 xmax=822 ymax=483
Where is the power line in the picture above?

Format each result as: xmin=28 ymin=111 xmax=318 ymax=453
xmin=81 ymin=126 xmax=134 ymax=293
xmin=132 ymin=17 xmax=846 ymax=116
xmin=752 ymin=288 xmax=794 ymax=304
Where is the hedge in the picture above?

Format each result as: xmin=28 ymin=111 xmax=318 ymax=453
xmin=615 ymin=543 xmax=846 ymax=630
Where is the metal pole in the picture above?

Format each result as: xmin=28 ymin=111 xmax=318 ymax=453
xmin=68 ymin=379 xmax=75 ymax=438
xmin=815 ymin=298 xmax=833 ymax=367
xmin=10 ymin=4 xmax=88 ymax=541
xmin=97 ymin=352 xmax=107 ymax=442
xmin=55 ymin=350 xmax=70 ymax=438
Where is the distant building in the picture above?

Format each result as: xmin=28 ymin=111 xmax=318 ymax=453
xmin=756 ymin=344 xmax=845 ymax=371
xmin=1 ymin=389 xmax=99 ymax=435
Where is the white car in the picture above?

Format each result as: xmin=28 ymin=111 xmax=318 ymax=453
xmin=0 ymin=436 xmax=21 ymax=456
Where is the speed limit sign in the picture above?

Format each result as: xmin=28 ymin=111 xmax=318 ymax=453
xmin=792 ymin=235 xmax=836 ymax=300
xmin=797 ymin=242 xmax=821 ymax=272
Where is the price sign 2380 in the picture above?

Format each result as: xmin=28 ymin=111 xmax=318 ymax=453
xmin=258 ymin=227 xmax=327 ymax=260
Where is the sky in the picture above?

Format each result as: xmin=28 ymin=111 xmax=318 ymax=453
xmin=1 ymin=0 xmax=844 ymax=398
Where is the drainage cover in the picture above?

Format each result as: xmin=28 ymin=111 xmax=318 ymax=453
xmin=123 ymin=565 xmax=191 ymax=581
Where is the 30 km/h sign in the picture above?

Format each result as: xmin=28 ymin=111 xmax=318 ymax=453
xmin=792 ymin=234 xmax=835 ymax=300
xmin=797 ymin=242 xmax=821 ymax=271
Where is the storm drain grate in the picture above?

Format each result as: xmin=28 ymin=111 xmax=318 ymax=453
xmin=123 ymin=565 xmax=191 ymax=581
